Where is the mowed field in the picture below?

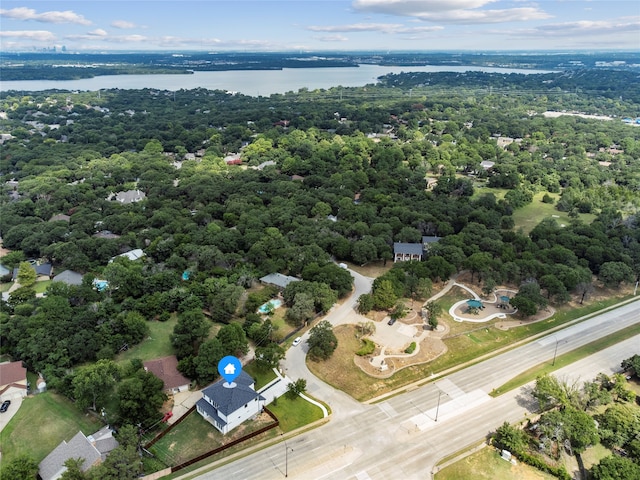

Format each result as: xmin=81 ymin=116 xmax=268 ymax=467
xmin=474 ymin=187 xmax=596 ymax=234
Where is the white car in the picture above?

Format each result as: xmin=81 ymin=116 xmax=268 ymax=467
xmin=292 ymin=337 xmax=302 ymax=347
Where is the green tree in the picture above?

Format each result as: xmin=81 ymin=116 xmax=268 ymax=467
xmin=591 ymin=455 xmax=640 ymax=480
xmin=425 ymin=301 xmax=442 ymax=330
xmin=356 ymin=321 xmax=376 ymax=336
xmin=286 ymin=378 xmax=307 ymax=399
xmin=72 ymin=359 xmax=120 ymax=411
xmin=171 ymin=309 xmax=210 ymax=359
xmin=372 ymin=279 xmax=397 ymax=310
xmin=60 ymin=458 xmax=88 ymax=480
xmin=216 ymin=322 xmax=249 ymax=357
xmin=117 ymin=369 xmax=166 ymax=426
xmin=307 ymin=320 xmax=338 ymax=360
xmin=621 ymin=354 xmax=640 ymax=377
xmin=0 ymin=454 xmax=39 ymax=480
xmin=285 ymin=292 xmax=315 ymax=326
xmin=254 ymin=343 xmax=285 ymax=371
xmin=493 ymin=421 xmax=528 ymax=454
xmin=193 ymin=338 xmax=225 ymax=384
xmin=89 ymin=425 xmax=142 ymax=480
xmin=356 ymin=294 xmax=373 ymax=314
xmin=389 ymin=301 xmax=407 ymax=320
xmin=16 ymin=261 xmax=36 ymax=288
xmin=598 ymin=261 xmax=635 ymax=287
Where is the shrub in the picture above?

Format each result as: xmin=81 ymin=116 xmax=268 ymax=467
xmin=356 ymin=338 xmax=376 ymax=356
xmin=404 ymin=342 xmax=416 ymax=354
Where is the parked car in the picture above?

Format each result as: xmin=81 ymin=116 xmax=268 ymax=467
xmin=387 ymin=318 xmax=396 ymax=326
xmin=292 ymin=337 xmax=302 ymax=347
xmin=0 ymin=400 xmax=11 ymax=413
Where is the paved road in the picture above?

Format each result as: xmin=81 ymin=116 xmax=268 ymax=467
xmin=283 ymin=269 xmax=373 ymax=421
xmin=191 ymin=298 xmax=640 ymax=480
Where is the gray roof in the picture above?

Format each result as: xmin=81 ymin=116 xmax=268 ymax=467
xmin=39 ymin=431 xmax=101 ymax=480
xmin=12 ymin=263 xmax=52 ymax=280
xmin=422 ymin=236 xmax=441 ymax=244
xmin=86 ymin=426 xmax=119 ymax=461
xmin=52 ymin=270 xmax=84 ymax=286
xmin=393 ymin=243 xmax=424 ymax=255
xmin=0 ymin=264 xmax=10 ymax=277
xmin=259 ymin=273 xmax=301 ymax=289
xmin=201 ymin=371 xmax=263 ymax=416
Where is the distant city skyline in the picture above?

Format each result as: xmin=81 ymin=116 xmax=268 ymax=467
xmin=1 ymin=1 xmax=638 ymax=52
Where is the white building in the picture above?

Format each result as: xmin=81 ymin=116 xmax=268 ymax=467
xmin=196 ymin=371 xmax=265 ymax=435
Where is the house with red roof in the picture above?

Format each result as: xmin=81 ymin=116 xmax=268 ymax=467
xmin=0 ymin=361 xmax=28 ymax=401
xmin=143 ymin=356 xmax=190 ymax=394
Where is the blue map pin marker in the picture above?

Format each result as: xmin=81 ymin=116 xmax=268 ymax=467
xmin=218 ymin=355 xmax=242 ymax=386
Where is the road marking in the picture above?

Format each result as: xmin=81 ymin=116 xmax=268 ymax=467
xmin=355 ymin=471 xmax=372 ymax=480
xmin=378 ymin=401 xmax=399 ymax=418
xmin=435 ymin=378 xmax=465 ymax=398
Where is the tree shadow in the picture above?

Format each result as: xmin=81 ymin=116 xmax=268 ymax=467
xmin=514 ymin=385 xmax=539 ymax=412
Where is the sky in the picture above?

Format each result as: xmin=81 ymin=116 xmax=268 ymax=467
xmin=0 ymin=1 xmax=639 ymax=52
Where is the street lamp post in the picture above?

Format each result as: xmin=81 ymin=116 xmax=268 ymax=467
xmin=552 ymin=337 xmax=559 ymax=366
xmin=435 ymin=389 xmax=448 ymax=422
xmin=281 ymin=435 xmax=293 ymax=478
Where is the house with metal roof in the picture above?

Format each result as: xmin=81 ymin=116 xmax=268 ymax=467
xmin=196 ymin=371 xmax=265 ymax=434
xmin=393 ymin=243 xmax=424 ymax=262
xmin=109 ymin=248 xmax=145 ymax=263
xmin=259 ymin=273 xmax=301 ymax=290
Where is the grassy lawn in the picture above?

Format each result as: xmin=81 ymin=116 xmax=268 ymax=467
xmin=435 ymin=446 xmax=556 ymax=480
xmin=116 ymin=316 xmax=178 ymax=364
xmin=269 ymin=313 xmax=297 ymax=342
xmin=34 ymin=279 xmax=51 ymax=293
xmin=268 ymin=395 xmax=325 ymax=432
xmin=511 ymin=192 xmax=596 ymax=234
xmin=148 ymin=408 xmax=277 ymax=468
xmin=243 ymin=361 xmax=278 ymax=390
xmin=0 ymin=392 xmax=102 ymax=464
xmin=490 ymin=322 xmax=640 ymax=396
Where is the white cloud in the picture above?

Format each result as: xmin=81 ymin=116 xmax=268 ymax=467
xmin=535 ymin=17 xmax=640 ymax=36
xmin=351 ymin=0 xmax=551 ymax=24
xmin=353 ymin=0 xmax=497 ymax=15
xmin=0 ymin=7 xmax=91 ymax=25
xmin=88 ymin=29 xmax=108 ymax=37
xmin=111 ymin=20 xmax=137 ymax=29
xmin=316 ymin=34 xmax=349 ymax=42
xmin=417 ymin=7 xmax=551 ymax=23
xmin=64 ymin=33 xmax=147 ymax=44
xmin=307 ymin=23 xmax=443 ymax=34
xmin=0 ymin=30 xmax=57 ymax=42
xmin=154 ymin=36 xmax=273 ymax=50
xmin=495 ymin=16 xmax=640 ymax=38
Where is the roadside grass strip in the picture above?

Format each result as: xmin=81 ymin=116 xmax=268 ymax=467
xmin=489 ymin=323 xmax=640 ymax=397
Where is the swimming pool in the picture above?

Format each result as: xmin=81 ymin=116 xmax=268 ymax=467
xmin=258 ymin=299 xmax=282 ymax=314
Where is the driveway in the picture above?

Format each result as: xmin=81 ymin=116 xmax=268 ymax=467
xmin=0 ymin=395 xmax=23 ymax=433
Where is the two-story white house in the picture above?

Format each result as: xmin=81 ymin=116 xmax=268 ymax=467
xmin=196 ymin=371 xmax=265 ymax=435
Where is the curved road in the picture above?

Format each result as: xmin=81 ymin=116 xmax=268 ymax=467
xmin=190 ymin=286 xmax=640 ymax=480
xmin=283 ymin=269 xmax=374 ymax=421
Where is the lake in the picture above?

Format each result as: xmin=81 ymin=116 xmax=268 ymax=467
xmin=0 ymin=64 xmax=554 ymax=96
